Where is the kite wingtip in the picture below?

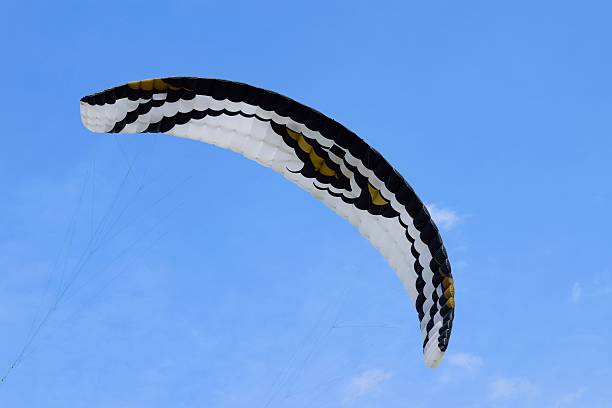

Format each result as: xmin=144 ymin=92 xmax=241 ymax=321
xmin=423 ymin=328 xmax=445 ymax=368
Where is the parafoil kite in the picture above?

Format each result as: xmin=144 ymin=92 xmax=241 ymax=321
xmin=80 ymin=77 xmax=454 ymax=367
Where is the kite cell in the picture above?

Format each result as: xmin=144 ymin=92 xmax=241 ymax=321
xmin=80 ymin=77 xmax=455 ymax=367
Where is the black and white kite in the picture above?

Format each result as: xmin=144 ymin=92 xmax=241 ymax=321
xmin=80 ymin=77 xmax=455 ymax=367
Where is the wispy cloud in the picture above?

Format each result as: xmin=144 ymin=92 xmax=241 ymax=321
xmin=570 ymin=282 xmax=583 ymax=303
xmin=447 ymin=352 xmax=484 ymax=372
xmin=342 ymin=369 xmax=393 ymax=405
xmin=438 ymin=352 xmax=483 ymax=384
xmin=489 ymin=377 xmax=538 ymax=400
xmin=555 ymin=388 xmax=586 ymax=406
xmin=426 ymin=204 xmax=461 ymax=230
xmin=570 ymin=278 xmax=612 ymax=304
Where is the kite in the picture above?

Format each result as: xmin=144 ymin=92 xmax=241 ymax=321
xmin=80 ymin=77 xmax=455 ymax=367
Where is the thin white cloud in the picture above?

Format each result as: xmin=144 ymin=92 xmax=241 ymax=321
xmin=570 ymin=279 xmax=612 ymax=304
xmin=590 ymin=281 xmax=612 ymax=299
xmin=426 ymin=204 xmax=461 ymax=230
xmin=555 ymin=387 xmax=586 ymax=406
xmin=489 ymin=377 xmax=538 ymax=400
xmin=446 ymin=352 xmax=484 ymax=372
xmin=342 ymin=369 xmax=393 ymax=405
xmin=570 ymin=282 xmax=583 ymax=303
xmin=438 ymin=353 xmax=483 ymax=385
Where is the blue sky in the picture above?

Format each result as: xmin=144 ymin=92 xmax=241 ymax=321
xmin=1 ymin=1 xmax=611 ymax=406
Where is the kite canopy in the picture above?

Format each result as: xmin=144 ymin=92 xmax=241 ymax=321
xmin=80 ymin=77 xmax=455 ymax=367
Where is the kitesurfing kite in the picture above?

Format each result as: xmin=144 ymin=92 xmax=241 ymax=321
xmin=80 ymin=77 xmax=455 ymax=367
